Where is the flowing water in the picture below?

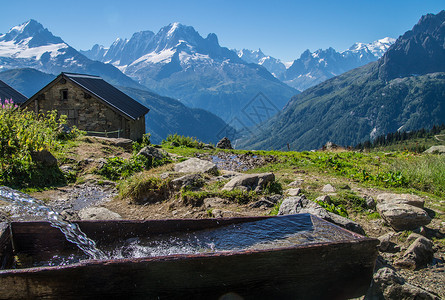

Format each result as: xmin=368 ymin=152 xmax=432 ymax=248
xmin=0 ymin=186 xmax=106 ymax=260
xmin=106 ymin=214 xmax=355 ymax=259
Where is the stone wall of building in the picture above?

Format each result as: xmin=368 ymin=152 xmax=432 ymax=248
xmin=24 ymin=78 xmax=145 ymax=140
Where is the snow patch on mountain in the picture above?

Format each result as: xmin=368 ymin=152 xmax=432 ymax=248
xmin=0 ymin=39 xmax=67 ymax=59
xmin=132 ymin=48 xmax=175 ymax=65
xmin=349 ymin=37 xmax=395 ymax=57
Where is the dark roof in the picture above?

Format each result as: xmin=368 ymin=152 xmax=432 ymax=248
xmin=62 ymin=72 xmax=149 ymax=120
xmin=0 ymin=80 xmax=28 ymax=104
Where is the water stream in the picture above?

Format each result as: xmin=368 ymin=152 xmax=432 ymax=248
xmin=106 ymin=214 xmax=354 ymax=259
xmin=0 ymin=186 xmax=106 ymax=260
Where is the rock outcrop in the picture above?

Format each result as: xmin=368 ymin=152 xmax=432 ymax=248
xmin=221 ymin=173 xmax=275 ymax=192
xmin=376 ymin=193 xmax=431 ymax=231
xmin=278 ymin=195 xmax=365 ymax=235
xmin=370 ymin=267 xmax=440 ymax=300
xmin=216 ymin=137 xmax=233 ymax=149
xmin=30 ymin=150 xmax=58 ymax=167
xmin=137 ymin=146 xmax=168 ymax=160
xmin=174 ymin=158 xmax=218 ymax=175
xmin=78 ymin=207 xmax=122 ymax=220
xmin=424 ymin=145 xmax=445 ymax=155
xmin=395 ymin=236 xmax=435 ymax=270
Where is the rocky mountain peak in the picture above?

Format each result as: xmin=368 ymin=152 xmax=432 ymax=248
xmin=378 ymin=10 xmax=445 ymax=81
xmin=205 ymin=33 xmax=219 ymax=46
xmin=153 ymin=22 xmax=202 ymax=51
xmin=0 ymin=19 xmax=64 ymax=47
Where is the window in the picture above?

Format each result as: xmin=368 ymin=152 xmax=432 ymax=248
xmin=61 ymin=89 xmax=68 ymax=100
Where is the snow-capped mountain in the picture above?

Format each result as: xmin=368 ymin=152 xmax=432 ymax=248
xmin=236 ymin=48 xmax=287 ymax=78
xmin=82 ymin=23 xmax=296 ymax=126
xmin=236 ymin=38 xmax=395 ymax=91
xmin=348 ymin=37 xmax=395 ymax=58
xmin=0 ymin=20 xmax=142 ymax=89
xmin=283 ymin=37 xmax=395 ymax=91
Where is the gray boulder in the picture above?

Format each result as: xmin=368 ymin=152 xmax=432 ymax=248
xmin=377 ymin=232 xmax=400 ymax=253
xmin=377 ymin=193 xmax=425 ymax=208
xmin=370 ymin=267 xmax=440 ymax=300
xmin=78 ymin=207 xmax=122 ymax=220
xmin=171 ymin=173 xmax=204 ymax=191
xmin=315 ymin=195 xmax=331 ymax=205
xmin=288 ymin=179 xmax=304 ymax=187
xmin=376 ymin=202 xmax=431 ymax=231
xmin=137 ymin=146 xmax=168 ymax=160
xmin=30 ymin=150 xmax=58 ymax=167
xmin=174 ymin=158 xmax=218 ymax=175
xmin=216 ymin=137 xmax=233 ymax=149
xmin=286 ymin=188 xmax=301 ymax=196
xmin=222 ymin=173 xmax=275 ymax=192
xmin=321 ymin=184 xmax=336 ymax=193
xmin=250 ymin=194 xmax=282 ymax=208
xmin=395 ymin=236 xmax=434 ymax=270
xmin=278 ymin=196 xmax=365 ymax=235
xmin=364 ymin=195 xmax=376 ymax=210
xmin=424 ymin=145 xmax=445 ymax=154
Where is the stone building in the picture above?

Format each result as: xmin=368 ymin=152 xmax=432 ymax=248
xmin=0 ymin=80 xmax=27 ymax=104
xmin=21 ymin=73 xmax=149 ymax=140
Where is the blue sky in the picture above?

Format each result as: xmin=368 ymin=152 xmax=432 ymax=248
xmin=1 ymin=0 xmax=443 ymax=61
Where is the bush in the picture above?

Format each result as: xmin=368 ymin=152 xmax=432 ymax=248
xmin=132 ymin=133 xmax=151 ymax=153
xmin=162 ymin=134 xmax=204 ymax=148
xmin=0 ymin=100 xmax=71 ymax=188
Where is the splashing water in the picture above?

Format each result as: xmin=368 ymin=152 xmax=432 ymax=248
xmin=0 ymin=186 xmax=106 ymax=260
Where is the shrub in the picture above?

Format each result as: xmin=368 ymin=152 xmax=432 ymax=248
xmin=0 ymin=100 xmax=70 ymax=188
xmin=132 ymin=133 xmax=151 ymax=153
xmin=162 ymin=133 xmax=204 ymax=148
xmin=315 ymin=200 xmax=348 ymax=218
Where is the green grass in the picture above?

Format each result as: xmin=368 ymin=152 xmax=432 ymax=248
xmin=391 ymin=154 xmax=445 ymax=197
xmin=120 ymin=135 xmax=444 ymax=219
xmin=118 ymin=173 xmax=171 ymax=204
xmin=162 ymin=139 xmax=445 ymax=201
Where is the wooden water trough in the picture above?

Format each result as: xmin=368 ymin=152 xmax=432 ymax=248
xmin=0 ymin=214 xmax=378 ymax=299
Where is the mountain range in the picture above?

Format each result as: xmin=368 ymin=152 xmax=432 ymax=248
xmin=239 ymin=10 xmax=445 ymax=151
xmin=0 ymin=22 xmax=233 ymax=144
xmin=236 ymin=37 xmax=395 ymax=91
xmin=0 ymin=20 xmax=143 ymax=90
xmin=81 ymin=22 xmax=297 ymax=127
xmin=1 ymin=14 xmax=441 ymax=150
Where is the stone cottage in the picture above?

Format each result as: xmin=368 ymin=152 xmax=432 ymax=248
xmin=21 ymin=72 xmax=149 ymax=140
xmin=0 ymin=80 xmax=27 ymax=104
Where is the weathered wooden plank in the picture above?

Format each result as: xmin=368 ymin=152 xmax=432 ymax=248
xmin=0 ymin=239 xmax=378 ymax=299
xmin=0 ymin=222 xmax=12 ymax=270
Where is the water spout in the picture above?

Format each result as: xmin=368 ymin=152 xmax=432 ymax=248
xmin=0 ymin=186 xmax=106 ymax=260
